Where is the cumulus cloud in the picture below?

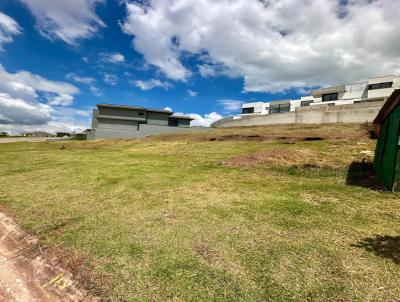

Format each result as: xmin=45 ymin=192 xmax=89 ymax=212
xmin=187 ymin=89 xmax=198 ymax=97
xmin=133 ymin=79 xmax=172 ymax=90
xmin=103 ymin=73 xmax=118 ymax=86
xmin=0 ymin=64 xmax=86 ymax=134
xmin=66 ymin=72 xmax=95 ymax=85
xmin=0 ymin=92 xmax=52 ymax=125
xmin=188 ymin=112 xmax=223 ymax=127
xmin=122 ymin=0 xmax=400 ymax=92
xmin=19 ymin=0 xmax=105 ymax=44
xmin=218 ymin=99 xmax=243 ymax=113
xmin=174 ymin=111 xmax=222 ymax=127
xmin=100 ymin=52 xmax=125 ymax=64
xmin=0 ymin=12 xmax=21 ymax=50
xmin=90 ymin=86 xmax=102 ymax=96
xmin=48 ymin=94 xmax=74 ymax=106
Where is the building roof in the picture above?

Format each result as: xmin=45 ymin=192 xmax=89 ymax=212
xmin=169 ymin=114 xmax=195 ymax=120
xmin=373 ymin=89 xmax=400 ymax=124
xmin=311 ymin=85 xmax=346 ymax=96
xmin=97 ymin=103 xmax=173 ymax=114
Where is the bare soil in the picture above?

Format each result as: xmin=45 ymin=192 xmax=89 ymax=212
xmin=0 ymin=212 xmax=97 ymax=302
xmin=221 ymin=147 xmax=347 ymax=169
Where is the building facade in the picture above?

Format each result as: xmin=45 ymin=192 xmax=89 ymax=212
xmin=87 ymin=104 xmax=194 ymax=140
xmin=241 ymin=75 xmax=400 ymax=116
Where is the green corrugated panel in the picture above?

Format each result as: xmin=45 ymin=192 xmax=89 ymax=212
xmin=395 ymin=148 xmax=400 ymax=191
xmin=374 ymin=119 xmax=387 ymax=171
xmin=374 ymin=106 xmax=400 ymax=190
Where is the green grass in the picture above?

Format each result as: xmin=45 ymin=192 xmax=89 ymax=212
xmin=0 ymin=124 xmax=399 ymax=301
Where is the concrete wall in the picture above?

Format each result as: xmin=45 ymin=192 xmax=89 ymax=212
xmin=99 ymin=107 xmax=146 ymax=120
xmin=91 ymin=109 xmax=99 ymax=128
xmin=212 ymin=101 xmax=384 ymax=128
xmin=89 ymin=124 xmax=207 ymax=140
xmin=147 ymin=112 xmax=170 ymax=126
xmin=97 ymin=118 xmax=138 ymax=131
xmin=176 ymin=119 xmax=191 ymax=127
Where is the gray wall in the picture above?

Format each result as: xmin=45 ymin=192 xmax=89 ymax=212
xmin=147 ymin=112 xmax=170 ymax=126
xmin=97 ymin=118 xmax=138 ymax=131
xmin=91 ymin=109 xmax=99 ymax=128
xmin=212 ymin=101 xmax=385 ymax=128
xmin=98 ymin=107 xmax=146 ymax=120
xmin=89 ymin=124 xmax=207 ymax=140
xmin=177 ymin=119 xmax=191 ymax=127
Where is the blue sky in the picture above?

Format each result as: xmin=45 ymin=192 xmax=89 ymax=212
xmin=0 ymin=0 xmax=399 ymax=133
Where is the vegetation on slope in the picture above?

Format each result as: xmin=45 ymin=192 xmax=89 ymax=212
xmin=0 ymin=124 xmax=399 ymax=301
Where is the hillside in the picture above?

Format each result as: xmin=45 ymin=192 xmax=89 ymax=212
xmin=0 ymin=124 xmax=399 ymax=301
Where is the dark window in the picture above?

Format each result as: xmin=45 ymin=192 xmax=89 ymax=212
xmin=368 ymin=82 xmax=393 ymax=90
xmin=301 ymin=100 xmax=314 ymax=106
xmin=322 ymin=93 xmax=339 ymax=102
xmin=168 ymin=119 xmax=179 ymax=127
xmin=242 ymin=107 xmax=255 ymax=114
xmin=328 ymin=103 xmax=335 ymax=106
xmin=269 ymin=103 xmax=290 ymax=114
xmin=138 ymin=112 xmax=144 ymax=116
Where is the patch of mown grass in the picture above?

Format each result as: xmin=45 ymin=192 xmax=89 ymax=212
xmin=0 ymin=124 xmax=399 ymax=301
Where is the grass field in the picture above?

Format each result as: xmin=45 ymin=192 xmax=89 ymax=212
xmin=0 ymin=124 xmax=399 ymax=301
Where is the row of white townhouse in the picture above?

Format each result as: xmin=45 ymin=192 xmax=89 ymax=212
xmin=241 ymin=75 xmax=400 ymax=115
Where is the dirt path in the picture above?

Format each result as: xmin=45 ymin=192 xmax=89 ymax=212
xmin=0 ymin=212 xmax=96 ymax=302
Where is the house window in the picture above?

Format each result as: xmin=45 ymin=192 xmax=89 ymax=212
xmin=138 ymin=112 xmax=144 ymax=116
xmin=368 ymin=82 xmax=393 ymax=90
xmin=242 ymin=107 xmax=255 ymax=114
xmin=322 ymin=93 xmax=339 ymax=102
xmin=269 ymin=103 xmax=290 ymax=114
xmin=301 ymin=100 xmax=314 ymax=106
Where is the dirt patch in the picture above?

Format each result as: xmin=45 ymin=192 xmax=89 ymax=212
xmin=0 ymin=212 xmax=98 ymax=301
xmin=149 ymin=124 xmax=371 ymax=143
xmin=222 ymin=148 xmax=341 ymax=169
xmin=193 ymin=241 xmax=218 ymax=264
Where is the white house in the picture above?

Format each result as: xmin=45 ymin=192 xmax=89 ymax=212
xmin=241 ymin=75 xmax=400 ymax=116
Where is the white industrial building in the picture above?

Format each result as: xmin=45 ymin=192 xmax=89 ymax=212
xmin=241 ymin=75 xmax=400 ymax=116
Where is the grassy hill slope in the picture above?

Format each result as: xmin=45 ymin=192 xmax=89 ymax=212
xmin=0 ymin=124 xmax=399 ymax=301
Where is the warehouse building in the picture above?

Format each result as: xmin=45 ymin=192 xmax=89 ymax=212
xmin=87 ymin=104 xmax=195 ymax=140
xmin=373 ymin=89 xmax=400 ymax=191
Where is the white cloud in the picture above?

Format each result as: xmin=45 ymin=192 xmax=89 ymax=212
xmin=100 ymin=52 xmax=125 ymax=64
xmin=174 ymin=111 xmax=223 ymax=127
xmin=187 ymin=89 xmax=198 ymax=97
xmin=0 ymin=92 xmax=52 ymax=125
xmin=122 ymin=0 xmax=400 ymax=92
xmin=0 ymin=12 xmax=21 ymax=50
xmin=48 ymin=94 xmax=74 ymax=106
xmin=66 ymin=72 xmax=95 ymax=85
xmin=103 ymin=73 xmax=118 ymax=86
xmin=90 ymin=86 xmax=102 ymax=96
xmin=19 ymin=0 xmax=105 ymax=45
xmin=13 ymin=70 xmax=79 ymax=96
xmin=164 ymin=107 xmax=172 ymax=111
xmin=133 ymin=79 xmax=172 ymax=90
xmin=0 ymin=64 xmax=86 ymax=134
xmin=218 ymin=99 xmax=242 ymax=113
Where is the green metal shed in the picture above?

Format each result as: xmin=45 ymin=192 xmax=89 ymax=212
xmin=373 ymin=89 xmax=400 ymax=191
